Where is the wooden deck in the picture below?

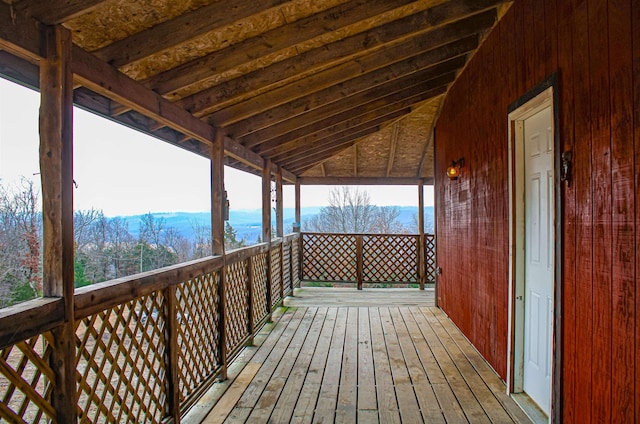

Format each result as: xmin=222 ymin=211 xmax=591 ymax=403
xmin=185 ymin=289 xmax=531 ymax=424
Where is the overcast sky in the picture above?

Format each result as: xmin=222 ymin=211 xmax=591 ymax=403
xmin=0 ymin=78 xmax=433 ymax=216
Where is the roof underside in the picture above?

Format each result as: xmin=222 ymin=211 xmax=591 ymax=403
xmin=0 ymin=0 xmax=511 ymax=183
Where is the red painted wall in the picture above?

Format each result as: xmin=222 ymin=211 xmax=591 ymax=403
xmin=434 ymin=0 xmax=639 ymax=421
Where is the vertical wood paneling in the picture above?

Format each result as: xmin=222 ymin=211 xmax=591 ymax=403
xmin=435 ymin=0 xmax=637 ymax=421
xmin=556 ymin=11 xmax=576 ymax=423
xmin=571 ymin=4 xmax=594 ymax=423
xmin=608 ymin=0 xmax=635 ymax=420
xmin=587 ymin=0 xmax=613 ymax=421
xmin=633 ymin=1 xmax=640 ymax=421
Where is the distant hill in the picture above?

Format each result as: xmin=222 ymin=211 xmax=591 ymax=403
xmin=116 ymin=206 xmax=433 ymax=243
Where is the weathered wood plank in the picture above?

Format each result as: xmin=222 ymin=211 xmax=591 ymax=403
xmin=247 ymin=308 xmax=318 ymax=421
xmin=269 ymin=307 xmax=327 ymax=423
xmin=335 ymin=307 xmax=358 ymax=423
xmin=368 ymin=308 xmax=401 ymax=424
xmin=357 ymin=308 xmax=376 ymax=414
xmin=390 ymin=308 xmax=445 ymax=423
xmin=14 ymin=0 xmax=105 ymax=24
xmin=290 ymin=308 xmax=338 ymax=424
xmin=312 ymin=307 xmax=348 ymax=423
xmin=379 ymin=308 xmax=422 ymax=423
xmin=201 ymin=362 xmax=261 ymax=424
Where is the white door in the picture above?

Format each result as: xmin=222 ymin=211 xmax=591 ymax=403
xmin=522 ymin=106 xmax=554 ymax=414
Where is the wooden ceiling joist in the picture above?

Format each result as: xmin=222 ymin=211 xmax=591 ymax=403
xmin=1 ymin=0 xmax=513 ymax=183
xmin=144 ymin=0 xmax=419 ymax=98
xmin=179 ymin=7 xmax=497 ymax=118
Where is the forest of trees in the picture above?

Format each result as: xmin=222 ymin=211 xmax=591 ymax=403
xmin=1 ymin=182 xmax=422 ymax=308
xmin=0 ymin=178 xmax=246 ymax=308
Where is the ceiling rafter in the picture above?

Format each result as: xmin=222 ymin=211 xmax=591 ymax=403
xmin=144 ymin=0 xmax=418 ymax=97
xmin=11 ymin=0 xmax=106 ymax=25
xmin=178 ymin=6 xmax=497 ymax=117
xmin=387 ymin=123 xmax=400 ymax=177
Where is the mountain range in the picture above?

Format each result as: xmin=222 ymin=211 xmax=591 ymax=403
xmin=118 ymin=206 xmax=434 ymax=243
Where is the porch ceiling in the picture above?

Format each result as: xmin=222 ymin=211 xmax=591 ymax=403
xmin=0 ymin=0 xmax=511 ymax=183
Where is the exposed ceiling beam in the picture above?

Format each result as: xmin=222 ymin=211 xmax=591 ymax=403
xmin=11 ymin=0 xmax=106 ymax=25
xmin=417 ymin=129 xmax=436 ymax=177
xmin=387 ymin=123 xmax=400 ymax=177
xmin=260 ymin=108 xmax=409 ymax=158
xmin=93 ymin=0 xmax=289 ymax=67
xmin=209 ymin=33 xmax=477 ymax=128
xmin=353 ymin=144 xmax=358 ymax=177
xmin=179 ymin=7 xmax=497 ymax=116
xmin=237 ymin=72 xmax=455 ymax=148
xmin=0 ymin=2 xmax=41 ymax=61
xmin=252 ymin=102 xmax=413 ymax=155
xmin=300 ymin=176 xmax=434 ymax=185
xmin=145 ymin=0 xmax=419 ymax=98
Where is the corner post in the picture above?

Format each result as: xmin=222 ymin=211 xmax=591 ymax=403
xmin=418 ymin=180 xmax=425 ymax=290
xmin=40 ymin=24 xmax=76 ymax=423
xmin=294 ymin=179 xmax=301 ymax=232
xmin=211 ymin=129 xmax=227 ymax=379
xmin=356 ymin=235 xmax=363 ymax=290
xmin=262 ymin=160 xmax=273 ymax=320
xmin=276 ymin=166 xmax=283 ymax=238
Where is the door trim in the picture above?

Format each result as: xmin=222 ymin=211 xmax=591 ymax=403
xmin=506 ymin=73 xmax=562 ymax=423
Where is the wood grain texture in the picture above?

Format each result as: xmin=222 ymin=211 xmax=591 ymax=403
xmin=434 ymin=0 xmax=638 ymax=421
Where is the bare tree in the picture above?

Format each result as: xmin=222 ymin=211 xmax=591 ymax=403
xmin=303 ymin=186 xmax=405 ymax=234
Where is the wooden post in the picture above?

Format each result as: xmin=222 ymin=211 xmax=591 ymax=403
xmin=279 ymin=242 xmax=284 ymax=300
xmin=40 ymin=24 xmax=76 ymax=423
xmin=246 ymin=256 xmax=254 ymax=346
xmin=356 ymin=235 xmax=363 ymax=290
xmin=294 ymin=179 xmax=301 ymax=232
xmin=211 ymin=129 xmax=227 ymax=379
xmin=276 ymin=166 xmax=283 ymax=238
xmin=262 ymin=160 xmax=272 ymax=320
xmin=418 ymin=180 xmax=425 ymax=290
xmin=164 ymin=286 xmax=180 ymax=422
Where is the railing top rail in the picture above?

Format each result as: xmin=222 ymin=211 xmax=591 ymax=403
xmin=301 ymin=232 xmax=434 ymax=237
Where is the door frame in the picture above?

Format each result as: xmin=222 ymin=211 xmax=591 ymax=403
xmin=506 ymin=74 xmax=562 ymax=423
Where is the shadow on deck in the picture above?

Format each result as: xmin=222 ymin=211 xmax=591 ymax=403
xmin=184 ymin=288 xmax=532 ymax=424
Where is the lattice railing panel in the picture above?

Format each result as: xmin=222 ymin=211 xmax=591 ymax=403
xmin=282 ymin=241 xmax=292 ymax=296
xmin=75 ymin=292 xmax=168 ymax=423
xmin=176 ymin=271 xmax=220 ymax=401
xmin=0 ymin=333 xmax=55 ymax=424
xmin=224 ymin=260 xmax=250 ymax=356
xmin=251 ymin=252 xmax=270 ymax=325
xmin=291 ymin=237 xmax=300 ymax=287
xmin=302 ymin=233 xmax=357 ymax=281
xmin=363 ymin=235 xmax=418 ymax=283
xmin=270 ymin=246 xmax=282 ymax=307
xmin=425 ymin=234 xmax=437 ymax=283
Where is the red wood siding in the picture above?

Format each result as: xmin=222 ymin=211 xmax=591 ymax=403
xmin=434 ymin=0 xmax=638 ymax=421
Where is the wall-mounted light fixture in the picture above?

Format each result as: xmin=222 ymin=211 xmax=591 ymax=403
xmin=446 ymin=157 xmax=465 ymax=180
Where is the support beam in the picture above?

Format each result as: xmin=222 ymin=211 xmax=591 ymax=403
xmin=294 ymin=179 xmax=301 ymax=232
xmin=39 ymin=24 xmax=76 ymax=423
xmin=15 ymin=0 xmax=106 ymax=24
xmin=276 ymin=167 xmax=284 ymax=238
xmin=418 ymin=180 xmax=425 ymax=290
xmin=211 ymin=129 xmax=225 ymax=256
xmin=387 ymin=123 xmax=400 ymax=177
xmin=300 ymin=177 xmax=433 ymax=185
xmin=353 ymin=144 xmax=358 ymax=177
xmin=262 ymin=160 xmax=272 ymax=243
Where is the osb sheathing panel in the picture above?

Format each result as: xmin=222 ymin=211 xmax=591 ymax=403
xmin=303 ymin=94 xmax=443 ymax=179
xmin=64 ymin=0 xmax=215 ymax=51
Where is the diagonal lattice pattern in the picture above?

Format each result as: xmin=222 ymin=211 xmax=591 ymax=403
xmin=424 ymin=234 xmax=437 ymax=283
xmin=302 ymin=233 xmax=357 ymax=282
xmin=75 ymin=292 xmax=168 ymax=423
xmin=363 ymin=235 xmax=418 ymax=283
xmin=252 ymin=252 xmax=269 ymax=326
xmin=176 ymin=272 xmax=220 ymax=402
xmin=282 ymin=241 xmax=292 ymax=296
xmin=270 ymin=246 xmax=283 ymax=307
xmin=224 ymin=260 xmax=250 ymax=356
xmin=0 ymin=334 xmax=55 ymax=424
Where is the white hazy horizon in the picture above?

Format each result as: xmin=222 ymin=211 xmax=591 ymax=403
xmin=0 ymin=78 xmax=434 ymax=216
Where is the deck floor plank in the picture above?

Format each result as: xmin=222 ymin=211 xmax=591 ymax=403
xmin=197 ymin=289 xmax=531 ymax=424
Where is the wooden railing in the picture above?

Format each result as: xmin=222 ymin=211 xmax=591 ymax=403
xmin=0 ymin=233 xmax=301 ymax=423
xmin=301 ymin=232 xmax=437 ymax=287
